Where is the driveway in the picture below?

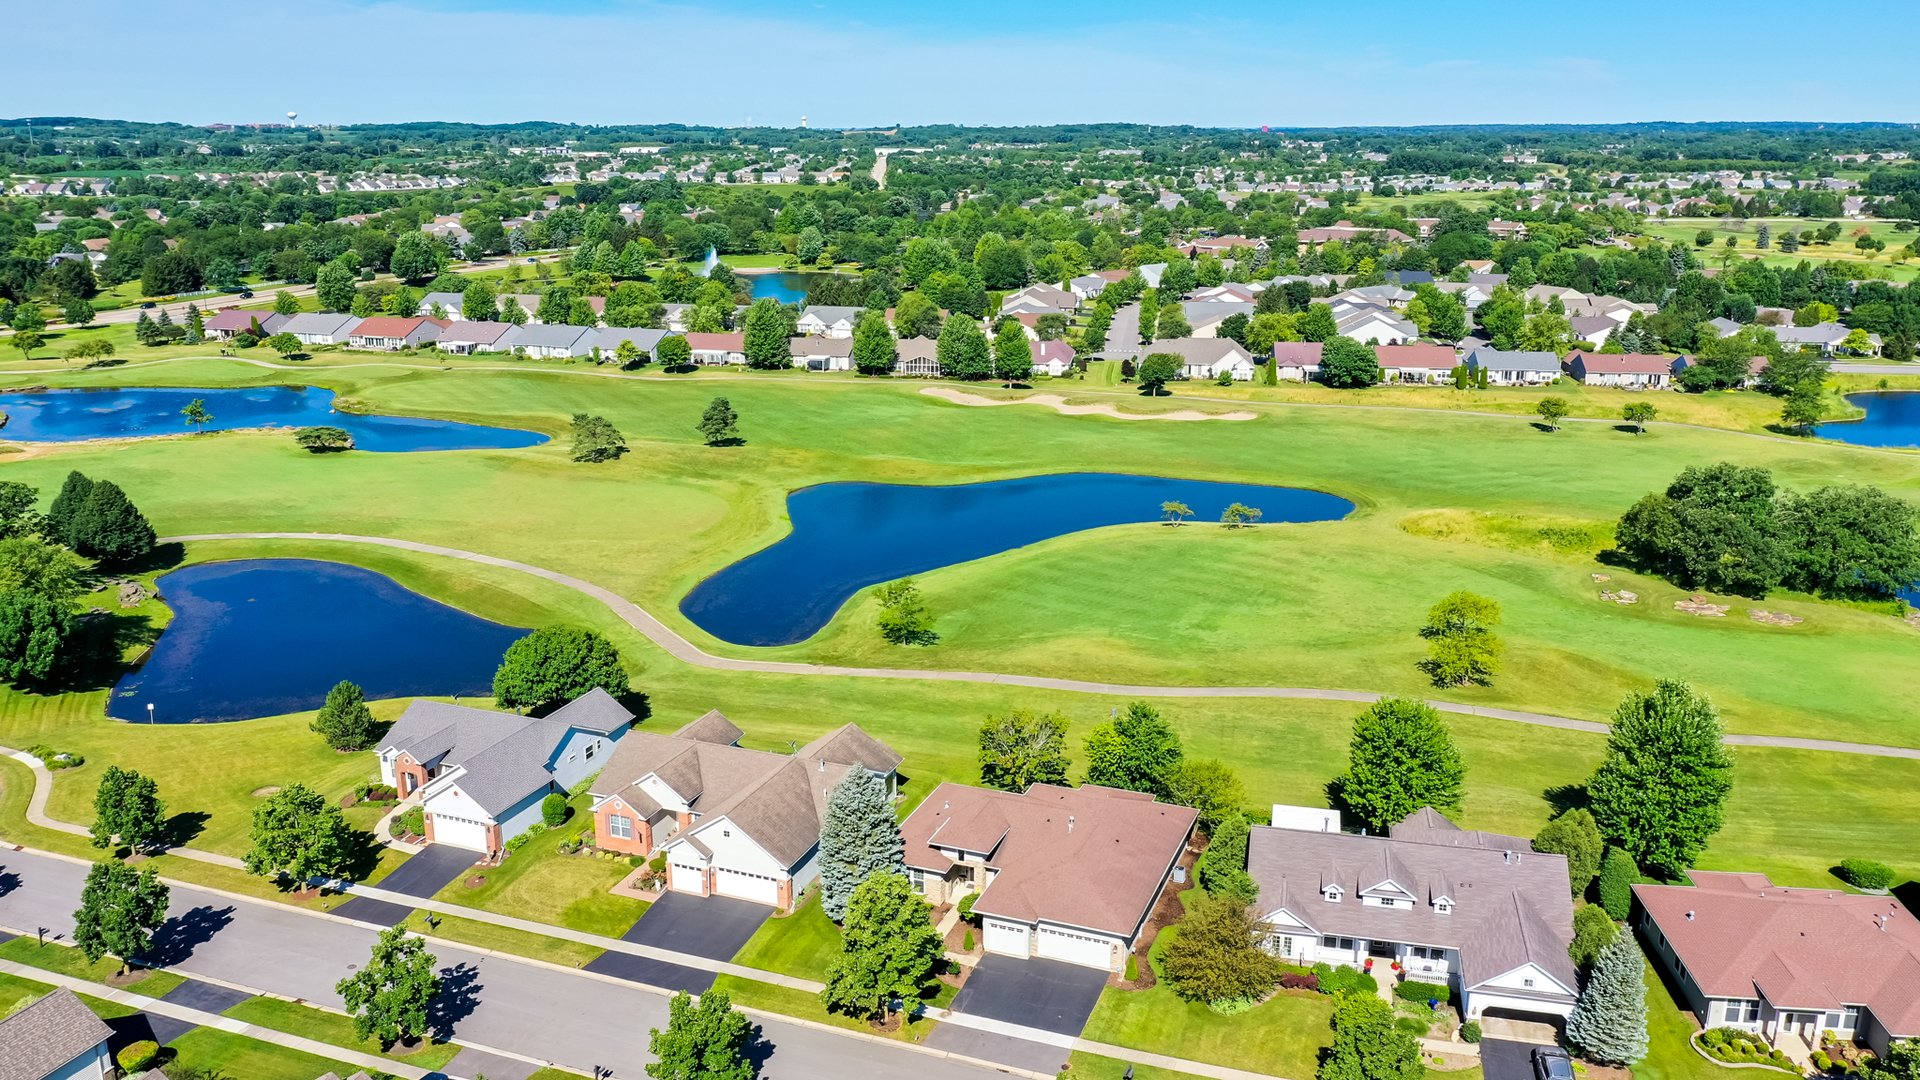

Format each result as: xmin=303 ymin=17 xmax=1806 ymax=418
xmin=945 ymin=954 xmax=1110 ymax=1035
xmin=1481 ymin=1039 xmax=1539 ymax=1080
xmin=583 ymin=892 xmax=772 ymax=994
xmin=333 ymin=843 xmax=481 ymax=925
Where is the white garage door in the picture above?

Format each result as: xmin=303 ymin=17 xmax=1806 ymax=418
xmin=714 ymin=867 xmax=780 ymax=906
xmin=431 ymin=813 xmax=490 ymax=853
xmin=1036 ymin=925 xmax=1114 ymax=969
xmin=983 ymin=920 xmax=1031 ymax=958
xmin=670 ymin=863 xmax=706 ymax=894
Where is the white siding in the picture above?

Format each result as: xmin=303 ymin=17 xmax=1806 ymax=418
xmin=688 ymin=817 xmax=790 ymax=877
xmin=983 ymin=919 xmax=1031 ymax=959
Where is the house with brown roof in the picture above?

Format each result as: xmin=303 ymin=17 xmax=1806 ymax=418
xmin=1248 ymin=806 xmax=1578 ymax=1022
xmin=1567 ymin=351 xmax=1678 ymax=388
xmin=349 ymin=316 xmax=447 ymax=350
xmin=1148 ymin=337 xmax=1258 ymax=381
xmin=1273 ymin=341 xmax=1323 ymax=383
xmin=0 ymin=986 xmax=114 ymax=1080
xmin=790 ymin=335 xmax=855 ymax=371
xmin=202 ymin=308 xmax=290 ymax=341
xmin=1376 ymin=343 xmax=1461 ymax=384
xmin=895 ymin=336 xmax=940 ymax=377
xmin=684 ymin=331 xmax=746 ymax=365
xmin=1297 ymin=221 xmax=1415 ymax=249
xmin=900 ymin=783 xmax=1197 ymax=971
xmin=1030 ymin=339 xmax=1075 ymax=377
xmin=1636 ymin=873 xmax=1920 ymax=1056
xmin=588 ymin=712 xmax=902 ymax=909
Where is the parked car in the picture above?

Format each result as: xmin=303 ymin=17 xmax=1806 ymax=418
xmin=140 ymin=301 xmax=156 ymax=309
xmin=1533 ymin=1046 xmax=1574 ymax=1080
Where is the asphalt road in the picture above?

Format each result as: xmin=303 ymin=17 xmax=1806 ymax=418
xmin=0 ymin=848 xmax=1008 ymax=1080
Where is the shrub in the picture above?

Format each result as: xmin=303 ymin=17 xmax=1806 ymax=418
xmin=1310 ymin=962 xmax=1379 ymax=997
xmin=1461 ymin=1021 xmax=1482 ymax=1043
xmin=392 ymin=807 xmax=424 ymax=839
xmin=629 ymin=855 xmax=646 ymax=868
xmin=26 ymin=745 xmax=84 ymax=770
xmin=505 ymin=823 xmax=547 ymax=852
xmin=1124 ymin=952 xmax=1137 ymax=981
xmin=1813 ymin=1052 xmax=1833 ymax=1071
xmin=1395 ymin=979 xmax=1451 ymax=1004
xmin=964 ymin=927 xmax=976 ymax=952
xmin=118 ymin=1041 xmax=159 ymax=1072
xmin=1280 ymin=972 xmax=1321 ymax=991
xmin=648 ymin=853 xmax=668 ymax=874
xmin=1599 ymin=847 xmax=1637 ymax=919
xmin=232 ymin=332 xmax=259 ymax=349
xmin=1396 ymin=1014 xmax=1430 ymax=1036
xmin=956 ymin=891 xmax=977 ymax=921
xmin=1838 ymin=859 xmax=1895 ymax=890
xmin=542 ymin=792 xmax=569 ymax=828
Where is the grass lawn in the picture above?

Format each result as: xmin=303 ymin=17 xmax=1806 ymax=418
xmin=719 ymin=254 xmax=793 ymax=268
xmin=221 ymin=995 xmax=462 ymax=1069
xmin=730 ymin=888 xmax=841 ymax=981
xmin=0 ymin=937 xmax=185 ymax=998
xmin=0 ymin=970 xmax=52 ymax=1014
xmin=1062 ymin=1050 xmax=1213 ymax=1080
xmin=161 ymin=1027 xmax=364 ymax=1080
xmin=1636 ymin=954 xmax=1724 ymax=1080
xmin=400 ymin=908 xmax=606 ymax=969
xmin=710 ymin=973 xmax=943 ymax=1043
xmin=426 ymin=790 xmax=646 ymax=936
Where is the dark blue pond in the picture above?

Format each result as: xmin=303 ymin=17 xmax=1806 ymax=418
xmin=0 ymin=386 xmax=548 ymax=452
xmin=681 ymin=472 xmax=1353 ymax=646
xmin=1818 ymin=392 xmax=1920 ymax=448
xmin=111 ymin=559 xmax=531 ymax=723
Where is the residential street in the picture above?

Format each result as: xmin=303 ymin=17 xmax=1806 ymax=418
xmin=0 ymin=848 xmax=1012 ymax=1080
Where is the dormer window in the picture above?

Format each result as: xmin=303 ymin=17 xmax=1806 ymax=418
xmin=1324 ymin=885 xmax=1343 ymax=903
xmin=1378 ymin=897 xmax=1397 ymax=908
xmin=1435 ymin=898 xmax=1453 ymax=915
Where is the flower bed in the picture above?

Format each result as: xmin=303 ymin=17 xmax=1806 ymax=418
xmin=1694 ymin=1028 xmax=1802 ymax=1073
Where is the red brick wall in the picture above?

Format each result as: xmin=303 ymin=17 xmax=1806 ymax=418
xmin=394 ymin=753 xmax=430 ymax=796
xmin=595 ymin=798 xmax=652 ymax=856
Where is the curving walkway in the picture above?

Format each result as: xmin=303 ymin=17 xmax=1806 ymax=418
xmin=160 ymin=532 xmax=1920 ymax=760
xmin=1 ymin=748 xmax=246 ymax=868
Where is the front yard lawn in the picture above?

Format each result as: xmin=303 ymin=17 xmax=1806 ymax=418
xmin=1636 ymin=953 xmax=1722 ymax=1080
xmin=729 ymin=887 xmax=840 ymax=982
xmin=711 ymin=974 xmax=943 ymax=1043
xmin=162 ymin=1027 xmax=361 ymax=1080
xmin=401 ymin=908 xmax=606 ymax=969
xmin=222 ymin=995 xmax=462 ymax=1069
xmin=1062 ymin=1050 xmax=1213 ymax=1080
xmin=0 ymin=936 xmax=185 ymax=998
xmin=427 ymin=790 xmax=646 ymax=937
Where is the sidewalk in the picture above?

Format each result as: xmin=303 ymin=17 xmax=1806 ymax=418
xmin=2 ymin=748 xmax=244 ymax=870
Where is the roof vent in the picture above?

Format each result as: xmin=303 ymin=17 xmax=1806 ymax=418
xmin=818 ymin=758 xmax=824 ymax=772
xmin=1503 ymin=850 xmax=1511 ymax=865
xmin=1068 ymin=815 xmax=1076 ymax=834
xmin=1685 ymin=910 xmax=1695 ymax=921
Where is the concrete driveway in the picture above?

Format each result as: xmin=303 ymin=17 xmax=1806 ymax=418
xmin=584 ymin=891 xmax=772 ymax=994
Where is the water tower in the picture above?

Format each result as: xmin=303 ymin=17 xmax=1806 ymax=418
xmin=287 ymin=111 xmax=298 ymax=127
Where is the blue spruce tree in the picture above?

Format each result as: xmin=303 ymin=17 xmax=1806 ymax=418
xmin=817 ymin=769 xmax=903 ymax=922
xmin=1567 ymin=934 xmax=1649 ymax=1065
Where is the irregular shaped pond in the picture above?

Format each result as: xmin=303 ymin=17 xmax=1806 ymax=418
xmin=681 ymin=472 xmax=1353 ymax=646
xmin=1818 ymin=391 xmax=1920 ymax=449
xmin=0 ymin=386 xmax=547 ymax=452
xmin=111 ymin=559 xmax=531 ymax=723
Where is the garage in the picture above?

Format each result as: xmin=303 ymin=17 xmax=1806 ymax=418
xmin=983 ymin=919 xmax=1031 ymax=958
xmin=1035 ymin=924 xmax=1115 ymax=969
xmin=670 ymin=862 xmax=707 ymax=894
xmin=429 ymin=812 xmax=491 ymax=853
xmin=713 ymin=867 xmax=780 ymax=906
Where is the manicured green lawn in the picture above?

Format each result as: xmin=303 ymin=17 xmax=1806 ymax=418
xmin=1063 ymin=1050 xmax=1213 ymax=1080
xmin=0 ymin=970 xmax=51 ymax=1014
xmin=427 ymin=790 xmax=646 ymax=936
xmin=1637 ymin=954 xmax=1723 ymax=1080
xmin=221 ymin=995 xmax=462 ymax=1069
xmin=0 ymin=937 xmax=185 ymax=998
xmin=400 ymin=908 xmax=606 ymax=969
xmin=711 ymin=974 xmax=942 ymax=1043
xmin=730 ymin=888 xmax=841 ymax=981
xmin=162 ymin=1027 xmax=362 ymax=1080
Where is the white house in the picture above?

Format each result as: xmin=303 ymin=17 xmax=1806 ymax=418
xmin=796 ymin=305 xmax=864 ymax=338
xmin=1147 ymin=337 xmax=1258 ymax=381
xmin=1334 ymin=303 xmax=1418 ymax=346
xmin=1031 ymin=339 xmax=1075 ymax=377
xmin=1273 ymin=342 xmax=1323 ymax=382
xmin=378 ymin=689 xmax=635 ymax=856
xmin=502 ymin=323 xmax=595 ymax=359
xmin=790 ymin=335 xmax=855 ymax=371
xmin=278 ymin=312 xmax=363 ymax=346
xmin=1568 ymin=351 xmax=1677 ymax=388
xmin=684 ymin=332 xmax=746 ymax=365
xmin=1463 ymin=347 xmax=1562 ymax=386
xmin=0 ymin=988 xmax=113 ymax=1080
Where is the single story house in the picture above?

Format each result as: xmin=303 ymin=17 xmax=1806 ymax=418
xmin=896 ymin=336 xmax=939 ymax=376
xmin=420 ymin=291 xmax=470 ymax=319
xmin=1030 ymin=339 xmax=1075 ymax=377
xmin=278 ymin=313 xmax=362 ymax=346
xmin=1273 ymin=341 xmax=1323 ymax=383
xmin=790 ymin=335 xmax=855 ymax=371
xmin=1704 ymin=317 xmax=1744 ymax=338
xmin=1297 ymin=221 xmax=1415 ymax=249
xmin=1569 ymin=316 xmax=1618 ymax=348
xmin=1340 ymin=285 xmax=1415 ymax=309
xmin=1188 ymin=284 xmax=1261 ymax=304
xmin=796 ymin=305 xmax=864 ymax=338
xmin=1636 ymin=873 xmax=1920 ymax=1056
xmin=1463 ymin=347 xmax=1562 ymax=386
xmin=685 ymin=332 xmax=746 ymax=365
xmin=1070 ymin=273 xmax=1112 ymax=301
xmin=0 ymin=987 xmax=114 ymax=1080
xmin=1334 ymin=304 xmax=1418 ymax=346
xmin=1567 ymin=351 xmax=1676 ymax=388
xmin=1773 ymin=322 xmax=1880 ymax=356
xmin=377 ymin=688 xmax=635 ymax=856
xmin=497 ymin=293 xmax=544 ymax=324
xmin=589 ymin=711 xmax=902 ymax=909
xmin=1430 ymin=281 xmax=1494 ymax=311
xmin=1000 ymin=283 xmax=1076 ymax=314
xmin=1181 ymin=301 xmax=1255 ymax=338
xmin=594 ymin=327 xmax=671 ymax=357
xmin=436 ymin=321 xmax=518 ymax=355
xmin=1376 ymin=343 xmax=1460 ymax=383
xmin=203 ymin=308 xmax=290 ymax=341
xmin=348 ymin=316 xmax=446 ymax=351
xmin=1136 ymin=262 xmax=1167 ymax=288
xmin=901 ymin=782 xmax=1197 ymax=971
xmin=504 ymin=323 xmax=595 ymax=359
xmin=1249 ymin=806 xmax=1578 ymax=1022
xmin=1149 ymin=337 xmax=1259 ymax=381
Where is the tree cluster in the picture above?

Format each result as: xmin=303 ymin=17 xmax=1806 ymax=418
xmin=46 ymin=471 xmax=156 ymax=565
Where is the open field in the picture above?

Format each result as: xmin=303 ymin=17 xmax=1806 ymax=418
xmin=1638 ymin=218 xmax=1918 ymax=281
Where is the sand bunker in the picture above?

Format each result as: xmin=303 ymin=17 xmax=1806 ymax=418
xmin=922 ymin=386 xmax=1256 ymax=421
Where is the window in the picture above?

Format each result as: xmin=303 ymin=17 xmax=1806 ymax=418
xmin=723 ymin=829 xmax=731 ymax=837
xmin=1409 ymin=946 xmax=1445 ymax=961
xmin=585 ymin=742 xmax=596 ymax=760
xmin=1378 ymin=897 xmax=1397 ymax=908
xmin=1279 ymin=936 xmax=1295 ymax=958
xmin=1324 ymin=887 xmax=1342 ymax=903
xmin=608 ymin=814 xmax=632 ymax=840
xmin=908 ymin=867 xmax=926 ymax=894
xmin=1435 ymin=901 xmax=1452 ymax=914
xmin=1726 ymin=1000 xmax=1761 ymax=1024
xmin=1823 ymin=1012 xmax=1844 ymax=1030
xmin=1522 ymin=978 xmax=1536 ymax=988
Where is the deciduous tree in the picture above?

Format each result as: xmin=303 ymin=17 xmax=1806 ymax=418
xmin=1569 ymin=904 xmax=1619 ymax=968
xmin=936 ymin=314 xmax=990 ymax=379
xmin=244 ymin=783 xmax=357 ymax=882
xmin=335 ymin=926 xmax=442 ymax=1047
xmin=1163 ymin=758 xmax=1245 ymax=833
xmin=1536 ymin=396 xmax=1570 ymax=431
xmin=1160 ymin=897 xmax=1281 ymax=1006
xmin=1082 ymin=701 xmax=1182 ymax=796
xmin=851 ymin=311 xmax=897 ymax=375
xmin=569 ymin=413 xmax=627 ymax=462
xmin=1319 ymin=979 xmax=1423 ymax=1080
xmin=1338 ymin=698 xmax=1465 ymax=831
xmin=991 ymin=319 xmax=1032 ymax=387
xmin=491 ymin=626 xmax=629 ymax=710
xmin=1587 ymin=681 xmax=1733 ymax=877
xmin=90 ymin=766 xmax=167 ymax=853
xmin=821 ymin=872 xmax=944 ymax=1021
xmin=1318 ymin=337 xmax=1378 ymax=388
xmin=294 ymin=426 xmax=353 ymax=451
xmin=977 ymin=708 xmax=1071 ymax=792
xmin=871 ymin=578 xmax=935 ymax=645
xmin=1533 ymin=809 xmax=1604 ymax=896
xmin=1418 ymin=590 xmax=1504 ymax=687
xmin=72 ymin=860 xmax=170 ymax=975
xmin=0 ymin=591 xmax=72 ymax=684
xmin=741 ymin=297 xmax=791 ymax=370
xmin=1136 ymin=352 xmax=1181 ymax=394
xmin=646 ymin=988 xmax=754 ymax=1080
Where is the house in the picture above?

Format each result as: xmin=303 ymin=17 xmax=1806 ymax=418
xmin=1334 ymin=304 xmax=1418 ymax=346
xmin=497 ymin=293 xmax=545 ymax=324
xmin=377 ymin=689 xmax=635 ymax=856
xmin=795 ymin=305 xmax=864 ymax=338
xmin=589 ymin=712 xmax=902 ymax=909
xmin=685 ymin=332 xmax=746 ymax=365
xmin=594 ymin=327 xmax=670 ymax=357
xmin=1184 ymin=235 xmax=1263 ymax=257
xmin=202 ymin=308 xmax=290 ymax=341
xmin=1136 ymin=262 xmax=1167 ymax=288
xmin=420 ymin=291 xmax=469 ymax=319
xmin=1430 ymin=281 xmax=1494 ymax=312
xmin=1635 ymin=872 xmax=1920 ymax=1056
xmin=1030 ymin=339 xmax=1075 ymax=377
xmin=1774 ymin=322 xmax=1880 ymax=356
xmin=0 ymin=987 xmax=114 ymax=1080
xmin=1487 ymin=219 xmax=1529 ymax=241
xmin=790 ymin=336 xmax=855 ymax=371
xmin=901 ymin=782 xmax=1197 ymax=971
xmin=1381 ymin=270 xmax=1435 ymax=287
xmin=1376 ymin=344 xmax=1461 ymax=384
xmin=1188 ymin=284 xmax=1261 ymax=304
xmin=1463 ymin=347 xmax=1562 ymax=386
xmin=278 ymin=313 xmax=362 ymax=346
xmin=1149 ymin=337 xmax=1258 ymax=381
xmin=1567 ymin=351 xmax=1676 ymax=388
xmin=436 ymin=321 xmax=518 ymax=355
xmin=348 ymin=316 xmax=445 ymax=350
xmin=1569 ymin=316 xmax=1619 ymax=348
xmin=1001 ymin=283 xmax=1076 ymax=313
xmin=1704 ymin=317 xmax=1744 ymax=338
xmin=503 ymin=323 xmax=595 ymax=359
xmin=1181 ymin=301 xmax=1256 ymax=338
xmin=1339 ymin=285 xmax=1415 ymax=309
xmin=1070 ymin=273 xmax=1113 ymax=301
xmin=1248 ymin=806 xmax=1578 ymax=1022
xmin=1297 ymin=221 xmax=1416 ymax=248
xmin=1273 ymin=341 xmax=1323 ymax=383
xmin=896 ymin=336 xmax=940 ymax=376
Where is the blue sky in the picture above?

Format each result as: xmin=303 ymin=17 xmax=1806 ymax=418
xmin=11 ymin=0 xmax=1914 ymax=129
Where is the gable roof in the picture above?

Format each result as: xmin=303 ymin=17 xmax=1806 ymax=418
xmin=1272 ymin=341 xmax=1325 ymax=365
xmin=1463 ymin=347 xmax=1560 ymax=371
xmin=351 ymin=316 xmax=442 ymax=338
xmin=676 ymin=709 xmax=743 ymax=745
xmin=684 ymin=332 xmax=745 ymax=351
xmin=1030 ymin=339 xmax=1075 ymax=363
xmin=382 ymin=689 xmax=632 ymax=816
xmin=0 ymin=987 xmax=112 ymax=1080
xmin=438 ymin=321 xmax=516 ymax=345
xmin=1569 ymin=351 xmax=1675 ymax=375
xmin=504 ymin=323 xmax=594 ymax=348
xmin=278 ymin=313 xmax=361 ymax=336
xmin=797 ymin=723 xmax=905 ymax=774
xmin=1143 ymin=337 xmax=1250 ymax=365
xmin=204 ymin=308 xmax=288 ymax=333
xmin=897 ymin=336 xmax=939 ymax=361
xmin=1375 ymin=344 xmax=1459 ymax=370
xmin=789 ymin=336 xmax=855 ymax=357
xmin=799 ymin=305 xmax=864 ymax=325
xmin=595 ymin=327 xmax=669 ymax=352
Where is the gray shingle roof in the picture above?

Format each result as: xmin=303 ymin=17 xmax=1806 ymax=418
xmin=797 ymin=723 xmax=904 ymax=774
xmin=503 ymin=323 xmax=595 ymax=349
xmin=594 ymin=327 xmax=669 ymax=353
xmin=0 ymin=987 xmax=112 ymax=1080
xmin=801 ymin=305 xmax=865 ymax=325
xmin=381 ymin=690 xmax=633 ymax=817
xmin=279 ymin=313 xmax=361 ymax=336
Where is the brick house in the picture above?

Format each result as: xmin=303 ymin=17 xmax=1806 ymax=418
xmin=203 ymin=308 xmax=290 ymax=341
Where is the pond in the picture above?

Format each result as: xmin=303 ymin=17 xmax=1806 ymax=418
xmin=111 ymin=559 xmax=531 ymax=723
xmin=743 ymin=271 xmax=852 ymax=306
xmin=1817 ymin=392 xmax=1920 ymax=449
xmin=0 ymin=386 xmax=548 ymax=452
xmin=680 ymin=472 xmax=1353 ymax=646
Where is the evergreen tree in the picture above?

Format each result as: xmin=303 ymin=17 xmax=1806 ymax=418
xmin=1587 ymin=682 xmax=1733 ymax=877
xmin=1318 ymin=982 xmax=1424 ymax=1080
xmin=818 ymin=769 xmax=904 ymax=921
xmin=646 ymin=988 xmax=754 ymax=1080
xmin=311 ymin=680 xmax=380 ymax=751
xmin=569 ymin=413 xmax=627 ymax=463
xmin=1570 ymin=904 xmax=1619 ymax=968
xmin=69 ymin=480 xmax=156 ymax=564
xmin=1338 ymin=698 xmax=1465 ymax=831
xmin=71 ymin=860 xmax=170 ymax=974
xmin=1196 ymin=813 xmax=1257 ymax=902
xmin=335 ymin=926 xmax=442 ymax=1047
xmin=698 ymin=397 xmax=740 ymax=445
xmin=1566 ymin=935 xmax=1649 ymax=1065
xmin=133 ymin=311 xmax=160 ymax=346
xmin=820 ymin=872 xmax=944 ymax=1020
xmin=50 ymin=472 xmax=99 ymax=540
xmin=990 ymin=319 xmax=1032 ymax=386
xmin=1533 ymin=809 xmax=1605 ymax=896
xmin=89 ymin=765 xmax=167 ymax=853
xmin=1082 ymin=701 xmax=1183 ymax=796
xmin=0 ymin=592 xmax=74 ymax=684
xmin=1598 ymin=847 xmax=1637 ymax=919
xmin=850 ymin=311 xmax=897 ymax=375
